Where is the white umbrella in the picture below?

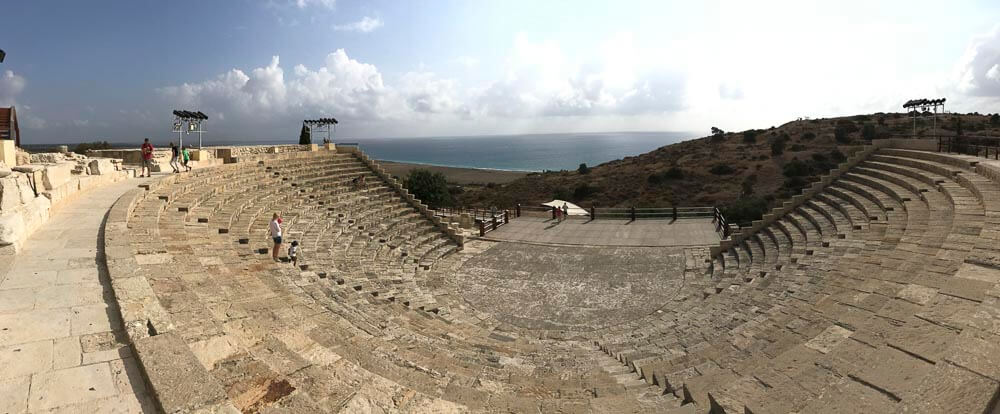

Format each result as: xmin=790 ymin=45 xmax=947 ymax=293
xmin=541 ymin=200 xmax=589 ymax=216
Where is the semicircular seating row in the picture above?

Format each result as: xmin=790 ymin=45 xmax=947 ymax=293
xmin=593 ymin=148 xmax=1000 ymax=413
xmin=122 ymin=151 xmax=682 ymax=413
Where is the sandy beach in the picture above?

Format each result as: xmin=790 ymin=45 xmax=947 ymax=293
xmin=378 ymin=160 xmax=530 ymax=184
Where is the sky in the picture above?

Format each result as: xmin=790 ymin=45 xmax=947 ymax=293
xmin=2 ymin=0 xmax=1000 ymax=144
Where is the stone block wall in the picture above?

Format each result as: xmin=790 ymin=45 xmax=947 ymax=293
xmin=0 ymin=154 xmax=131 ymax=255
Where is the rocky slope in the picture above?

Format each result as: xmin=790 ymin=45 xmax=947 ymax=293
xmin=456 ymin=112 xmax=1000 ymax=224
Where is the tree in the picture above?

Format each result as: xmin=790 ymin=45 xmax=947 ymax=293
xmin=770 ymin=133 xmax=788 ymax=155
xmin=990 ymin=113 xmax=1000 ymax=126
xmin=573 ymin=183 xmax=597 ymax=200
xmin=74 ymin=141 xmax=113 ymax=154
xmin=742 ymin=129 xmax=758 ymax=144
xmin=299 ymin=124 xmax=311 ymax=145
xmin=577 ymin=163 xmax=590 ymax=174
xmin=861 ymin=122 xmax=876 ymax=141
xmin=648 ymin=167 xmax=684 ymax=184
xmin=711 ymin=127 xmax=725 ymax=135
xmin=710 ymin=164 xmax=736 ymax=175
xmin=403 ymin=169 xmax=453 ymax=208
xmin=721 ymin=196 xmax=769 ymax=226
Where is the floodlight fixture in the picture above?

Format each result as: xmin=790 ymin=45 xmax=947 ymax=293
xmin=303 ymin=116 xmax=339 ymax=143
xmin=171 ymin=109 xmax=209 ymax=149
xmin=902 ymin=97 xmax=946 ymax=137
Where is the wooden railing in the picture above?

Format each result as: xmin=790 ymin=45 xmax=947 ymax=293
xmin=936 ymin=135 xmax=1000 ymax=159
xmin=433 ymin=207 xmax=511 ymax=236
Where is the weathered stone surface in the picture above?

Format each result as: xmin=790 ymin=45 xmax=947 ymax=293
xmin=89 ymin=158 xmax=116 ymax=175
xmin=134 ymin=333 xmax=229 ymax=413
xmin=0 ymin=161 xmax=10 ymax=178
xmin=41 ymin=162 xmax=75 ymax=191
xmin=0 ymin=212 xmax=25 ymax=247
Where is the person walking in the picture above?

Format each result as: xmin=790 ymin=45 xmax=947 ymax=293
xmin=140 ymin=138 xmax=154 ymax=177
xmin=169 ymin=142 xmax=180 ymax=173
xmin=562 ymin=203 xmax=569 ymax=221
xmin=181 ymin=146 xmax=192 ymax=172
xmin=555 ymin=205 xmax=562 ymax=223
xmin=269 ymin=213 xmax=283 ymax=262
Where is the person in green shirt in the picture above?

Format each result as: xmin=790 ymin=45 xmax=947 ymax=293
xmin=181 ymin=146 xmax=192 ymax=172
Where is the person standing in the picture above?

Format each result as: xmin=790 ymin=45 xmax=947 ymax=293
xmin=269 ymin=213 xmax=283 ymax=262
xmin=562 ymin=203 xmax=569 ymax=221
xmin=169 ymin=142 xmax=180 ymax=173
xmin=140 ymin=138 xmax=154 ymax=177
xmin=182 ymin=146 xmax=192 ymax=172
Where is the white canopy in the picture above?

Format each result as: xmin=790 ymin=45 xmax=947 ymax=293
xmin=541 ymin=200 xmax=589 ymax=216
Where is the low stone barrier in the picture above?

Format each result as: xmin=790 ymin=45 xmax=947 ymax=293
xmin=0 ymin=155 xmax=131 ymax=254
xmin=350 ymin=149 xmax=465 ymax=248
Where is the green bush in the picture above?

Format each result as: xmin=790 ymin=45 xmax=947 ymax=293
xmin=721 ymin=197 xmax=769 ymax=226
xmin=991 ymin=113 xmax=1000 ymax=126
xmin=770 ymin=133 xmax=789 ymax=155
xmin=830 ymin=148 xmax=846 ymax=163
xmin=783 ymin=175 xmax=808 ymax=190
xmin=648 ymin=167 xmax=684 ymax=184
xmin=73 ymin=141 xmax=113 ymax=154
xmin=709 ymin=164 xmax=736 ymax=175
xmin=553 ymin=188 xmax=572 ymax=200
xmin=743 ymin=129 xmax=758 ymax=144
xmin=862 ymin=123 xmax=876 ymax=140
xmin=741 ymin=174 xmax=757 ymax=196
xmin=577 ymin=163 xmax=590 ymax=174
xmin=800 ymin=132 xmax=816 ymax=140
xmin=783 ymin=159 xmax=813 ymax=177
xmin=403 ymin=169 xmax=453 ymax=208
xmin=573 ymin=183 xmax=598 ymax=200
xmin=834 ymin=120 xmax=858 ymax=144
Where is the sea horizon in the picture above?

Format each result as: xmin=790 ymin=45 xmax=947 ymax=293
xmin=23 ymin=130 xmax=696 ymax=172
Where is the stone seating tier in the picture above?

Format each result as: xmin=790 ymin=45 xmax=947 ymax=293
xmin=103 ymin=146 xmax=1000 ymax=412
xmin=111 ymin=149 xmax=694 ymax=413
xmin=592 ymin=147 xmax=1000 ymax=413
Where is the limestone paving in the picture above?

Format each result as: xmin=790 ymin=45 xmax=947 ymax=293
xmin=0 ymin=178 xmax=156 ymax=413
xmin=9 ymin=143 xmax=1000 ymax=413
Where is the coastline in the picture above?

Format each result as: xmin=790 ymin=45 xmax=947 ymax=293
xmin=377 ymin=160 xmax=530 ymax=185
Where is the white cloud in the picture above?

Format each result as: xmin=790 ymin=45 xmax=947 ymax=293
xmin=294 ymin=0 xmax=335 ymax=9
xmin=158 ymin=35 xmax=691 ymax=139
xmin=158 ymin=49 xmax=402 ymax=126
xmin=718 ymin=83 xmax=744 ymax=100
xmin=956 ymin=25 xmax=1000 ymax=97
xmin=333 ymin=16 xmax=383 ymax=33
xmin=0 ymin=70 xmax=26 ymax=106
xmin=398 ymin=72 xmax=461 ymax=114
xmin=454 ymin=56 xmax=480 ymax=69
xmin=987 ymin=64 xmax=1000 ymax=82
xmin=473 ymin=34 xmax=686 ymax=118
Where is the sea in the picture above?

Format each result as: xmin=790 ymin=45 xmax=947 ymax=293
xmin=348 ymin=131 xmax=692 ymax=172
xmin=25 ymin=131 xmax=694 ymax=172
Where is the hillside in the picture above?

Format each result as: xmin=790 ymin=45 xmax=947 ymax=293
xmin=455 ymin=112 xmax=1000 ymax=225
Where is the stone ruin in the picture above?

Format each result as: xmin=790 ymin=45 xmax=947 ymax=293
xmin=1 ymin=150 xmax=129 ymax=255
xmin=8 ymin=139 xmax=1000 ymax=413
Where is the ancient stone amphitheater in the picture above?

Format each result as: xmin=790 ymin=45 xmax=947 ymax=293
xmin=91 ymin=140 xmax=1000 ymax=413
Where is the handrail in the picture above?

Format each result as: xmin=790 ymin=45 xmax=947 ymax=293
xmin=935 ymin=135 xmax=1000 ymax=159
